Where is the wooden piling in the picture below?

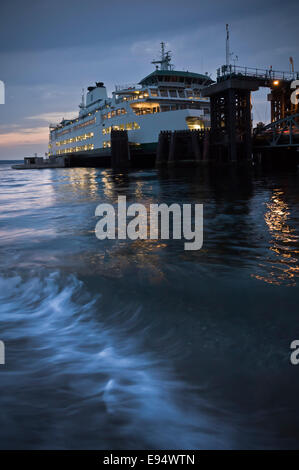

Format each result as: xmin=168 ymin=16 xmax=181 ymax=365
xmin=203 ymin=131 xmax=210 ymax=161
xmin=191 ymin=130 xmax=201 ymax=162
xmin=111 ymin=130 xmax=130 ymax=169
xmin=168 ymin=131 xmax=179 ymax=165
xmin=156 ymin=131 xmax=170 ymax=166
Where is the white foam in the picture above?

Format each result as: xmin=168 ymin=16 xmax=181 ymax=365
xmin=0 ymin=272 xmax=234 ymax=449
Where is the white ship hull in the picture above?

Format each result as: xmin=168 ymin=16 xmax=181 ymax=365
xmin=48 ymin=45 xmax=213 ymax=158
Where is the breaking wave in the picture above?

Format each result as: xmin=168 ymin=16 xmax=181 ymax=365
xmin=0 ymin=271 xmax=234 ymax=449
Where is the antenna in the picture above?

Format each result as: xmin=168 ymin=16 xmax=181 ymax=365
xmin=232 ymin=54 xmax=238 ymax=66
xmin=226 ymin=24 xmax=230 ymax=67
xmin=152 ymin=42 xmax=173 ymax=71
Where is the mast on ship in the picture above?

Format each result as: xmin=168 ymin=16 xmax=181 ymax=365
xmin=152 ymin=42 xmax=173 ymax=71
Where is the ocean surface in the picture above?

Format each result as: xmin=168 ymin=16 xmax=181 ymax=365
xmin=0 ymin=160 xmax=299 ymax=449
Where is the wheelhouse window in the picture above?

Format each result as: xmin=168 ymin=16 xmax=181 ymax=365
xmin=160 ymin=89 xmax=168 ymax=97
xmin=150 ymin=88 xmax=159 ymax=97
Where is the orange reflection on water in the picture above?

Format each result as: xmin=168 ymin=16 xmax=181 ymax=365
xmin=65 ymin=169 xmax=168 ymax=283
xmin=66 ymin=168 xmax=99 ymax=198
xmin=253 ymin=189 xmax=299 ymax=286
xmin=101 ymin=170 xmax=115 ymax=200
xmin=72 ymin=238 xmax=168 ymax=284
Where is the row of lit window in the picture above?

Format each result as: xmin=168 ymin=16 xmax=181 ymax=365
xmin=158 ymin=103 xmax=209 ymax=112
xmin=119 ymin=88 xmax=203 ymax=100
xmin=73 ymin=117 xmax=96 ymax=131
xmin=102 ymin=122 xmax=140 ymax=135
xmin=123 ymin=92 xmax=149 ymax=102
xmin=131 ymin=104 xmax=209 ymax=115
xmin=103 ymin=108 xmax=127 ymax=120
xmin=148 ymin=88 xmax=204 ymax=99
xmin=53 ymin=128 xmax=69 ymax=138
xmin=133 ymin=107 xmax=159 ymax=115
xmin=53 ymin=117 xmax=96 ymax=138
xmin=102 ymin=140 xmax=142 ymax=149
xmin=56 ymin=132 xmax=94 ymax=147
xmin=56 ymin=144 xmax=94 ymax=154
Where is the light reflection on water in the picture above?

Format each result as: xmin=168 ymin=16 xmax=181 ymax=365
xmin=0 ymin=163 xmax=299 ymax=449
xmin=253 ymin=188 xmax=299 ymax=285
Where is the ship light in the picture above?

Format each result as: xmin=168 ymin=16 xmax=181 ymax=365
xmin=273 ymin=80 xmax=280 ymax=86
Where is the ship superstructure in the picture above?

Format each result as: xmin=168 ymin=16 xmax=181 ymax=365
xmin=48 ymin=43 xmax=213 ymax=157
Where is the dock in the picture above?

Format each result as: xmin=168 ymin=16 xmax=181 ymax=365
xmin=12 ymin=155 xmax=66 ymax=170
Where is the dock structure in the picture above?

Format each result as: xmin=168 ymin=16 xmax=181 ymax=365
xmin=156 ymin=129 xmax=210 ymax=166
xmin=155 ymin=65 xmax=299 ymax=168
xmin=202 ymin=78 xmax=257 ymax=162
xmin=201 ymin=65 xmax=299 ymax=164
xmin=12 ymin=155 xmax=67 ymax=169
xmin=269 ymin=80 xmax=298 ymax=123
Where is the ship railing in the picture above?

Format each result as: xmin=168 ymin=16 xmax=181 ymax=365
xmin=114 ymin=83 xmax=142 ymax=92
xmin=217 ymin=65 xmax=299 ymax=82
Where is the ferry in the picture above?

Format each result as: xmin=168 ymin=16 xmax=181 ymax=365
xmin=48 ymin=43 xmax=213 ymax=158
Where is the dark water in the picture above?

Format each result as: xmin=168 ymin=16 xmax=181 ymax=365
xmin=0 ymin=161 xmax=299 ymax=449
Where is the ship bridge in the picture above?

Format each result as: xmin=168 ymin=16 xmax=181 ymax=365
xmin=139 ymin=70 xmax=214 ymax=88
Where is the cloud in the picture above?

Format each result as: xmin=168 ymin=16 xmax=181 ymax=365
xmin=0 ymin=124 xmax=21 ymax=131
xmin=26 ymin=111 xmax=77 ymax=123
xmin=0 ymin=126 xmax=49 ymax=147
xmin=0 ymin=0 xmax=298 ymax=159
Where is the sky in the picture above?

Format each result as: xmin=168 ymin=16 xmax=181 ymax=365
xmin=0 ymin=0 xmax=298 ymax=159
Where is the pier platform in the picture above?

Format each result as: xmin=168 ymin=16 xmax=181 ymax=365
xmin=12 ymin=156 xmax=66 ymax=170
